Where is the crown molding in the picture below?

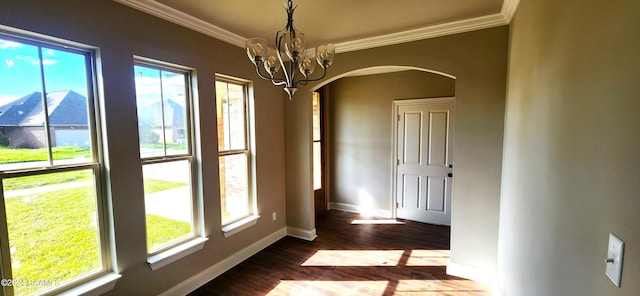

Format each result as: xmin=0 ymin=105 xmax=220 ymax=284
xmin=113 ymin=0 xmax=247 ymax=47
xmin=334 ymin=13 xmax=508 ymax=53
xmin=501 ymin=0 xmax=521 ymax=21
xmin=113 ymin=0 xmax=518 ymax=53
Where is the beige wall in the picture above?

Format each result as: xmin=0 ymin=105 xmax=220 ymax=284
xmin=327 ymin=71 xmax=455 ymax=211
xmin=287 ymin=26 xmax=509 ymax=275
xmin=1 ymin=0 xmax=286 ymax=294
xmin=499 ymin=0 xmax=640 ymax=295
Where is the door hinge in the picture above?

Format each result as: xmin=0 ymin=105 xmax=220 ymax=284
xmin=396 ymin=202 xmax=399 ymax=208
xmin=398 ymin=114 xmax=401 ymax=121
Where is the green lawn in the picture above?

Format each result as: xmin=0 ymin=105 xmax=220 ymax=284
xmin=5 ymin=180 xmax=190 ymax=295
xmin=1 ymin=147 xmax=190 ymax=295
xmin=0 ymin=146 xmax=92 ymax=164
xmin=3 ymin=170 xmax=91 ymax=191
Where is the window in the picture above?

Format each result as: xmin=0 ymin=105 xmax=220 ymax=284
xmin=312 ymin=92 xmax=323 ymax=190
xmin=0 ymin=35 xmax=110 ymax=295
xmin=215 ymin=78 xmax=255 ymax=228
xmin=133 ymin=60 xmax=199 ymax=255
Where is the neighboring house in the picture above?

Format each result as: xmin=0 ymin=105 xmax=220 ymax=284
xmin=137 ymin=98 xmax=186 ymax=144
xmin=0 ymin=90 xmax=89 ymax=148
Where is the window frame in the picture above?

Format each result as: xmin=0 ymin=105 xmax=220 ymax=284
xmin=215 ymin=75 xmax=258 ymax=232
xmin=133 ymin=57 xmax=207 ymax=266
xmin=0 ymin=31 xmax=118 ymax=296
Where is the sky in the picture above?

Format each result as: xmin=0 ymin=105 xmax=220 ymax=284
xmin=0 ymin=38 xmax=187 ymax=110
xmin=0 ymin=38 xmax=88 ymax=106
xmin=133 ymin=65 xmax=187 ymax=108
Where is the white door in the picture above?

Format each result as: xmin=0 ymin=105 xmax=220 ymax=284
xmin=394 ymin=98 xmax=455 ymax=225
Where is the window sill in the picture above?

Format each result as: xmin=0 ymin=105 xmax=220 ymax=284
xmin=147 ymin=237 xmax=209 ymax=271
xmin=58 ymin=273 xmax=121 ymax=296
xmin=221 ymin=215 xmax=260 ymax=238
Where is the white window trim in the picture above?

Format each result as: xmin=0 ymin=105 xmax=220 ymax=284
xmin=57 ymin=273 xmax=121 ymax=296
xmin=0 ymin=29 xmax=120 ymax=296
xmin=147 ymin=237 xmax=209 ymax=271
xmin=216 ymin=75 xmax=258 ymax=235
xmin=221 ymin=215 xmax=260 ymax=238
xmin=134 ymin=59 xmax=206 ymax=263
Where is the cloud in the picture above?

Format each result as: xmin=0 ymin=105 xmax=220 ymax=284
xmin=134 ymin=77 xmax=187 ymax=108
xmin=38 ymin=59 xmax=58 ymax=66
xmin=0 ymin=40 xmax=21 ymax=49
xmin=5 ymin=58 xmax=14 ymax=68
xmin=13 ymin=55 xmax=58 ymax=66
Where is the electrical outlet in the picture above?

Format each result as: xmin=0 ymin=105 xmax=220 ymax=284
xmin=605 ymin=233 xmax=624 ymax=287
xmin=272 ymin=212 xmax=277 ymax=221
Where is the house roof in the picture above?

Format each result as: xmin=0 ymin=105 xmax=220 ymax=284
xmin=137 ymin=98 xmax=185 ymax=128
xmin=0 ymin=90 xmax=88 ymax=127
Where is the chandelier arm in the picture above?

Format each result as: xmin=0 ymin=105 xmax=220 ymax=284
xmin=293 ymin=66 xmax=328 ymax=88
xmin=271 ymin=80 xmax=288 ymax=86
xmin=253 ymin=63 xmax=275 ymax=80
xmin=289 ymin=58 xmax=299 ymax=87
xmin=275 ymin=35 xmax=292 ymax=88
xmin=254 ymin=63 xmax=288 ymax=86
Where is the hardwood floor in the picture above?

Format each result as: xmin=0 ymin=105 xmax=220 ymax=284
xmin=189 ymin=210 xmax=491 ymax=295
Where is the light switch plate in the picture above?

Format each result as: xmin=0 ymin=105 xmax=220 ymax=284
xmin=605 ymin=233 xmax=624 ymax=287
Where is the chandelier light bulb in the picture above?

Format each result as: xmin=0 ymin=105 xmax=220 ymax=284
xmin=251 ymin=43 xmax=262 ymax=56
xmin=263 ymin=55 xmax=281 ymax=74
xmin=246 ymin=38 xmax=267 ymax=63
xmin=299 ymin=55 xmax=316 ymax=77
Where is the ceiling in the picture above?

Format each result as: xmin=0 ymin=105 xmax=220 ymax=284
xmin=114 ymin=0 xmax=518 ymax=53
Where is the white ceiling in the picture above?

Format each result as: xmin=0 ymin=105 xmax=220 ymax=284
xmin=114 ymin=0 xmax=519 ymax=53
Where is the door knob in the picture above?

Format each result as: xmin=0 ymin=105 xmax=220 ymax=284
xmin=448 ymin=173 xmax=453 ymax=177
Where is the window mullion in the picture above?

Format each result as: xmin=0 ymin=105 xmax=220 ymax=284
xmin=37 ymin=46 xmax=54 ymax=167
xmin=243 ymin=85 xmax=249 ymax=151
xmin=225 ymin=83 xmax=232 ymax=150
xmin=158 ymin=70 xmax=167 ymax=156
xmin=0 ymin=179 xmax=15 ymax=296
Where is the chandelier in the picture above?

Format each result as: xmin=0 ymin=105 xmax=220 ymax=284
xmin=245 ymin=0 xmax=335 ymax=99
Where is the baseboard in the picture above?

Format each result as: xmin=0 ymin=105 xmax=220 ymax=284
xmin=447 ymin=262 xmax=501 ymax=296
xmin=159 ymin=227 xmax=287 ymax=296
xmin=328 ymin=202 xmax=392 ymax=218
xmin=286 ymin=226 xmax=317 ymax=241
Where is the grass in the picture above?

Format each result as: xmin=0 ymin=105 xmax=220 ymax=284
xmin=146 ymin=214 xmax=192 ymax=252
xmin=140 ymin=143 xmax=187 ymax=151
xmin=5 ymin=185 xmax=101 ymax=295
xmin=2 ymin=147 xmax=191 ymax=295
xmin=5 ymin=180 xmax=191 ymax=295
xmin=144 ymin=178 xmax=189 ymax=194
xmin=0 ymin=146 xmax=92 ymax=165
xmin=3 ymin=170 xmax=91 ymax=191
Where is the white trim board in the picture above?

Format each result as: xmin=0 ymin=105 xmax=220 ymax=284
xmin=286 ymin=226 xmax=317 ymax=241
xmin=501 ymin=0 xmax=521 ymax=22
xmin=336 ymin=13 xmax=507 ymax=53
xmin=447 ymin=262 xmax=501 ymax=296
xmin=159 ymin=227 xmax=286 ymax=296
xmin=113 ymin=0 xmax=519 ymax=53
xmin=328 ymin=202 xmax=393 ymax=218
xmin=112 ymin=0 xmax=246 ymax=47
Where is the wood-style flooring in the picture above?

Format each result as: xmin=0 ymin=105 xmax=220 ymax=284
xmin=189 ymin=210 xmax=491 ymax=295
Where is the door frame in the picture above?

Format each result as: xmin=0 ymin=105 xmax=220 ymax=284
xmin=391 ymin=97 xmax=456 ymax=219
